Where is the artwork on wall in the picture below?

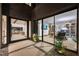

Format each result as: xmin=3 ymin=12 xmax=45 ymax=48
xmin=43 ymin=24 xmax=48 ymax=30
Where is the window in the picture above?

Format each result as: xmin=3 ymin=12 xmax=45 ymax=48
xmin=11 ymin=18 xmax=27 ymax=41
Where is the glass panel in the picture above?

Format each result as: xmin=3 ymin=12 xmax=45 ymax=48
xmin=29 ymin=21 xmax=31 ymax=38
xmin=55 ymin=9 xmax=77 ymax=51
xmin=11 ymin=18 xmax=27 ymax=41
xmin=38 ymin=20 xmax=42 ymax=40
xmin=43 ymin=17 xmax=54 ymax=44
xmin=2 ymin=15 xmax=7 ymax=44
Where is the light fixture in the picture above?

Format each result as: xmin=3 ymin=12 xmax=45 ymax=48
xmin=25 ymin=3 xmax=31 ymax=6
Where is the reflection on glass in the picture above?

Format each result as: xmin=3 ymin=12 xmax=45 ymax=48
xmin=2 ymin=15 xmax=7 ymax=44
xmin=55 ymin=9 xmax=77 ymax=51
xmin=43 ymin=17 xmax=54 ymax=44
xmin=38 ymin=20 xmax=42 ymax=40
xmin=11 ymin=18 xmax=27 ymax=41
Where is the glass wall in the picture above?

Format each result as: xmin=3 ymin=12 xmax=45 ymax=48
xmin=2 ymin=15 xmax=7 ymax=44
xmin=38 ymin=20 xmax=42 ymax=41
xmin=43 ymin=17 xmax=55 ymax=44
xmin=55 ymin=9 xmax=77 ymax=51
xmin=11 ymin=18 xmax=27 ymax=41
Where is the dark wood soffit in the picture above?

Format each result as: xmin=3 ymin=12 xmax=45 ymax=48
xmin=2 ymin=3 xmax=32 ymax=20
xmin=32 ymin=3 xmax=77 ymax=20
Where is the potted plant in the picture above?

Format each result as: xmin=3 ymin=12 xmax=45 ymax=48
xmin=32 ymin=33 xmax=39 ymax=42
xmin=55 ymin=32 xmax=65 ymax=54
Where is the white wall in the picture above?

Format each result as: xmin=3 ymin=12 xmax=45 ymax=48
xmin=38 ymin=20 xmax=42 ymax=36
xmin=29 ymin=21 xmax=31 ymax=38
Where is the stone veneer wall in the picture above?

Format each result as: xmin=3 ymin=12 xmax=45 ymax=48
xmin=0 ymin=4 xmax=8 ymax=56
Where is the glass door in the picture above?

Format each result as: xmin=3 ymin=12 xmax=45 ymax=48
xmin=55 ymin=9 xmax=77 ymax=51
xmin=43 ymin=17 xmax=55 ymax=44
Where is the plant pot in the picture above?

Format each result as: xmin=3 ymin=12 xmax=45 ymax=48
xmin=57 ymin=47 xmax=65 ymax=54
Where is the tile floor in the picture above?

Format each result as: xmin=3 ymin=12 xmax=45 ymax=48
xmin=8 ymin=38 xmax=77 ymax=56
xmin=39 ymin=35 xmax=77 ymax=51
xmin=8 ymin=40 xmax=54 ymax=56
